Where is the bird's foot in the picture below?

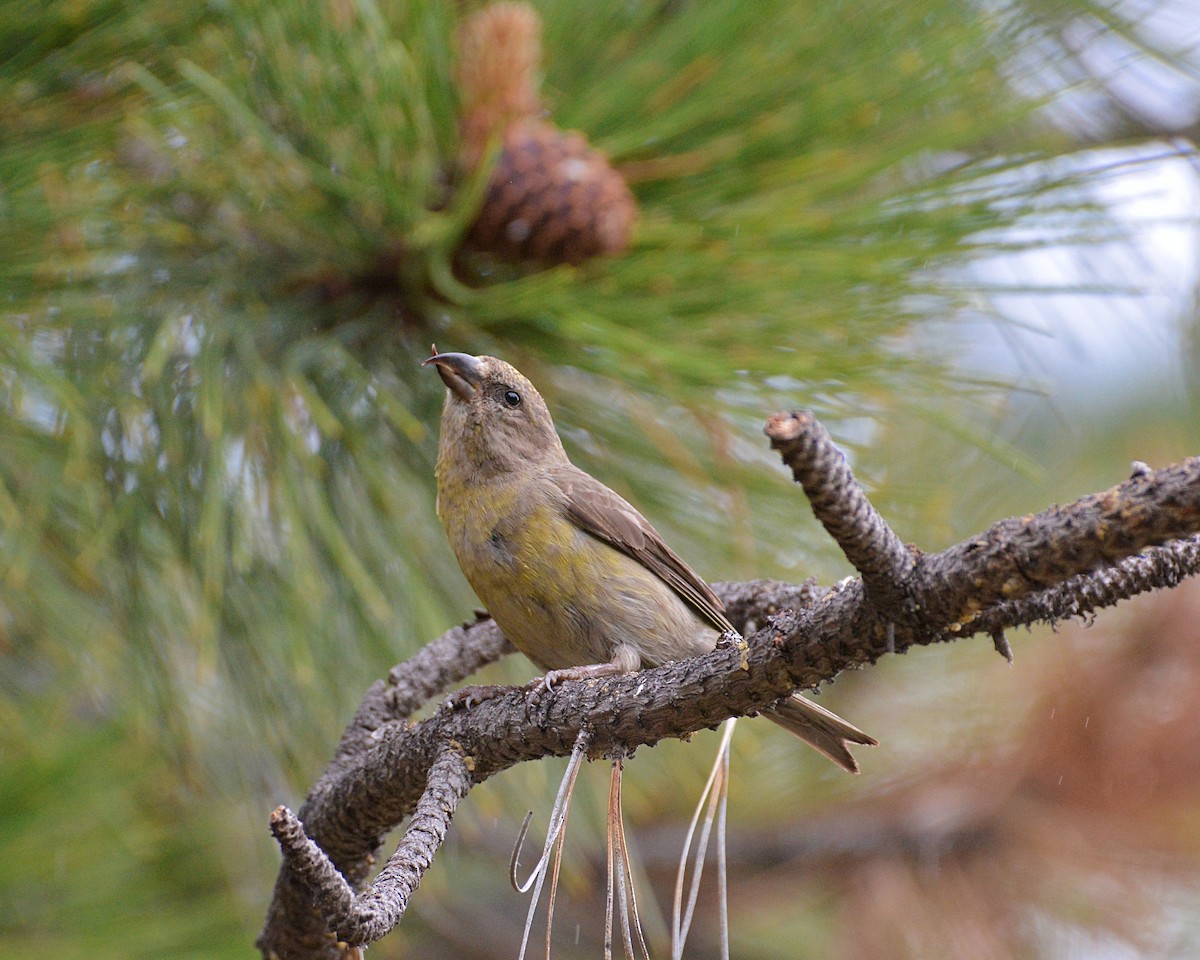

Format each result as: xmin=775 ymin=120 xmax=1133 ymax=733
xmin=715 ymin=628 xmax=745 ymax=648
xmin=443 ymin=683 xmax=513 ymax=711
xmin=530 ymin=662 xmax=626 ymax=696
xmin=716 ymin=629 xmax=750 ymax=670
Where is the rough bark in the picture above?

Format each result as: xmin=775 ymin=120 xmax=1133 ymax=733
xmin=257 ymin=411 xmax=1200 ymax=959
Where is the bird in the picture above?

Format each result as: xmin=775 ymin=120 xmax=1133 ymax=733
xmin=424 ymin=350 xmax=875 ymax=772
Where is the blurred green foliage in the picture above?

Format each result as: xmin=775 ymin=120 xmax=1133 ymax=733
xmin=1 ymin=0 xmax=1193 ymax=957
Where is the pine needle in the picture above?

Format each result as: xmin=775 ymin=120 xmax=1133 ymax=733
xmin=672 ymin=718 xmax=736 ymax=960
xmin=514 ymin=733 xmax=588 ymax=960
xmin=605 ymin=759 xmax=650 ymax=960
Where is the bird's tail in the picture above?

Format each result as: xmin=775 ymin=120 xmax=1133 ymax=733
xmin=765 ymin=694 xmax=877 ymax=774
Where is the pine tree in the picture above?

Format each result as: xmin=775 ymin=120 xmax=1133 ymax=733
xmin=2 ymin=1 xmax=1197 ymax=956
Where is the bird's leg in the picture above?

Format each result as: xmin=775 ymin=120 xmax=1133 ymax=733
xmin=536 ymin=662 xmax=624 ymax=690
xmin=531 ymin=644 xmax=642 ymax=695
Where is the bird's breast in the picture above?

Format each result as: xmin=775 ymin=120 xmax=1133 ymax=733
xmin=436 ymin=474 xmax=715 ymax=671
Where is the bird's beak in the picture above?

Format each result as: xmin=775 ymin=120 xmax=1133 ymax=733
xmin=423 ymin=352 xmax=483 ymax=402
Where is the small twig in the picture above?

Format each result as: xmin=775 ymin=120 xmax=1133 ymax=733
xmin=270 ymin=746 xmax=473 ymax=949
xmin=513 ymin=730 xmax=590 ymax=894
xmin=765 ymin=411 xmax=916 ymax=615
xmin=990 ymin=629 xmax=1014 ymax=664
xmin=947 ymin=535 xmax=1200 ymax=642
xmin=917 ymin=461 xmax=1200 ymax=631
xmin=268 ymin=806 xmax=357 ymax=919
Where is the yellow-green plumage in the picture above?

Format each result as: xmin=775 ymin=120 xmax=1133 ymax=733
xmin=427 ymin=352 xmax=875 ymax=772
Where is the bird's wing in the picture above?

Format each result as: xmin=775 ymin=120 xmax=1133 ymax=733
xmin=548 ymin=464 xmax=737 ymax=635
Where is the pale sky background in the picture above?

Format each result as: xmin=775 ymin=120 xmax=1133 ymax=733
xmin=959 ymin=148 xmax=1198 ymax=408
xmin=956 ymin=0 xmax=1200 ymax=413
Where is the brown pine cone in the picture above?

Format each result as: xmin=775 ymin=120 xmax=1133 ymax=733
xmin=467 ymin=118 xmax=637 ymax=265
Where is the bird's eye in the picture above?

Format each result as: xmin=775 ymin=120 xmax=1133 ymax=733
xmin=503 ymin=390 xmax=522 ymax=408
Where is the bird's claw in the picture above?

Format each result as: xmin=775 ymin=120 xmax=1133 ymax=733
xmin=443 ymin=683 xmax=510 ymax=711
xmin=715 ymin=628 xmax=744 ymax=649
xmin=717 ymin=629 xmax=750 ymax=670
xmin=461 ymin=608 xmax=492 ymax=628
xmin=522 ymin=668 xmax=591 ymax=724
xmin=530 ymin=668 xmax=573 ymax=693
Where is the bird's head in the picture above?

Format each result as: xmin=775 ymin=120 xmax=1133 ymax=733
xmin=424 ymin=350 xmax=566 ymax=475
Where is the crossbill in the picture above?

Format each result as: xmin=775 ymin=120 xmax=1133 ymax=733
xmin=425 ymin=351 xmax=875 ymax=772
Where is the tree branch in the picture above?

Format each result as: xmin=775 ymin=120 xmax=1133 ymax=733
xmin=257 ymin=411 xmax=1200 ymax=959
xmin=268 ymin=747 xmax=473 ymax=949
xmin=764 ymin=410 xmax=915 ymax=613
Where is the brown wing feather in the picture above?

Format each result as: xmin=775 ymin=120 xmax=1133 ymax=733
xmin=547 ymin=464 xmax=737 ymax=634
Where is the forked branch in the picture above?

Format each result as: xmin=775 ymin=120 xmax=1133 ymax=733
xmin=258 ymin=411 xmax=1200 ymax=960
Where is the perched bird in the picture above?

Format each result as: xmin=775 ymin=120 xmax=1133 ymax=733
xmin=425 ymin=351 xmax=875 ymax=772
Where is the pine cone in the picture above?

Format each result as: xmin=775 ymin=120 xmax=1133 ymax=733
xmin=456 ymin=3 xmax=637 ymax=265
xmin=467 ymin=118 xmax=636 ymax=265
